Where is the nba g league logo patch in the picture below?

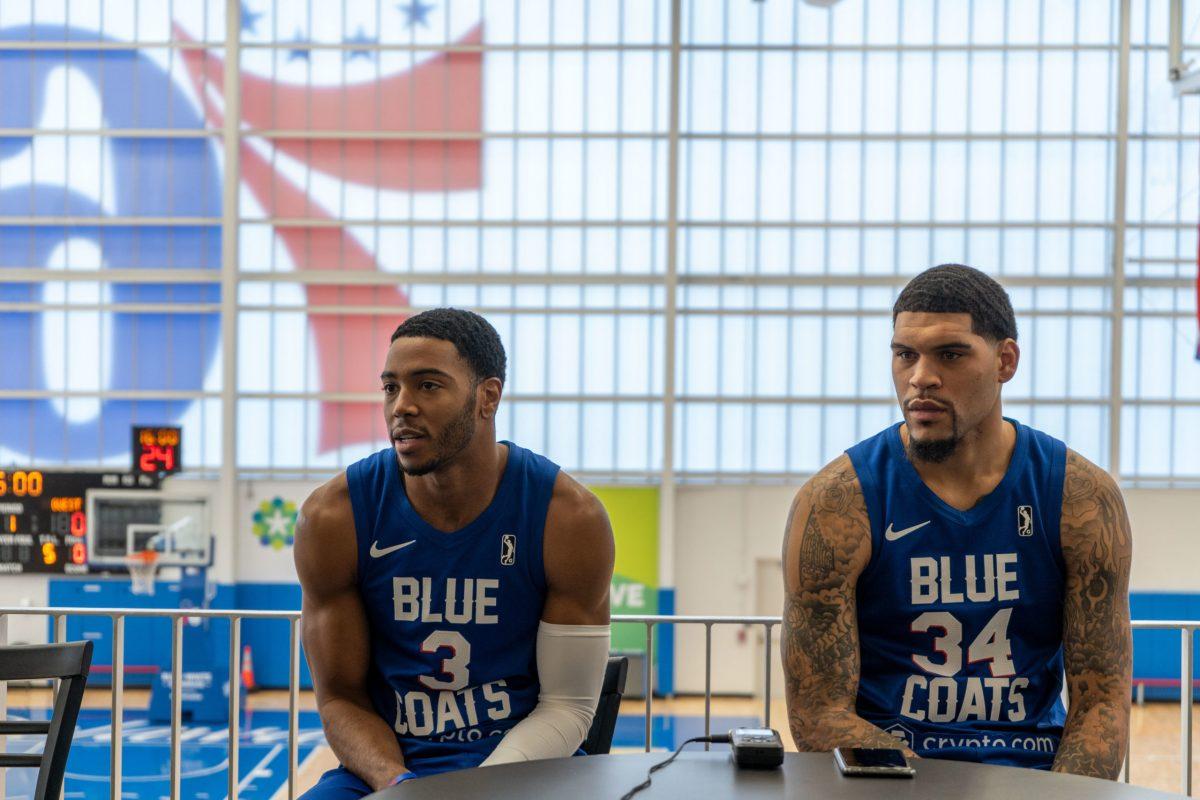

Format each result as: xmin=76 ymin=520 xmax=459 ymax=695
xmin=501 ymin=534 xmax=516 ymax=566
xmin=1017 ymin=505 xmax=1034 ymax=537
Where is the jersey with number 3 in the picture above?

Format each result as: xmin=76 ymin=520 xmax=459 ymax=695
xmin=847 ymin=419 xmax=1067 ymax=769
xmin=346 ymin=441 xmax=558 ymax=776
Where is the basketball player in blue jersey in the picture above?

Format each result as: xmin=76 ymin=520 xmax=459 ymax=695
xmin=294 ymin=308 xmax=615 ymax=797
xmin=782 ymin=265 xmax=1132 ymax=779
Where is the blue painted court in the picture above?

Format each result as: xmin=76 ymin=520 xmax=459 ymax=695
xmin=2 ymin=707 xmax=326 ymax=800
xmin=2 ymin=705 xmax=760 ymax=800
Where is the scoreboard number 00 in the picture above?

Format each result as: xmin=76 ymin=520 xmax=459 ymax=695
xmin=0 ymin=471 xmax=44 ymax=497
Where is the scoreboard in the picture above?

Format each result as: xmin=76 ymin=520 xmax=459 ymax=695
xmin=133 ymin=426 xmax=182 ymax=475
xmin=0 ymin=469 xmax=160 ymax=575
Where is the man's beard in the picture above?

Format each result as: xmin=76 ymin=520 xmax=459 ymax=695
xmin=400 ymin=395 xmax=477 ymax=477
xmin=905 ymin=404 xmax=961 ymax=464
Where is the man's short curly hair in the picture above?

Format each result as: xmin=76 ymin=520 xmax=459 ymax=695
xmin=893 ymin=264 xmax=1018 ymax=343
xmin=390 ymin=308 xmax=507 ymax=385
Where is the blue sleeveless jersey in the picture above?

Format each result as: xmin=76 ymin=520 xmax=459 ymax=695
xmin=345 ymin=441 xmax=559 ymax=777
xmin=846 ymin=419 xmax=1068 ymax=769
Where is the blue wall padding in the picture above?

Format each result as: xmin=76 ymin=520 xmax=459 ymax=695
xmin=234 ymin=582 xmax=313 ymax=690
xmin=1129 ymin=592 xmax=1200 ymax=700
xmin=50 ymin=582 xmax=1199 ymax=698
xmin=48 ymin=579 xmax=304 ymax=689
xmin=657 ymin=587 xmax=675 ymax=696
xmin=49 ymin=578 xmax=235 ymax=687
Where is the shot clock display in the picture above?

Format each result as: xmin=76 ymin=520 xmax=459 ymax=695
xmin=0 ymin=469 xmax=159 ymax=574
xmin=133 ymin=426 xmax=182 ymax=475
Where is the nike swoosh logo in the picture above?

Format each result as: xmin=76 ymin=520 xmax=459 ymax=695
xmin=884 ymin=521 xmax=932 ymax=541
xmin=370 ymin=540 xmax=416 ymax=558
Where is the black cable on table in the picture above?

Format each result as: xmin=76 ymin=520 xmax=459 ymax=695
xmin=619 ymin=734 xmax=732 ymax=800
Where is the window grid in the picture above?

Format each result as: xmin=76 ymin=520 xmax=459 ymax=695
xmin=0 ymin=1 xmax=1197 ymax=484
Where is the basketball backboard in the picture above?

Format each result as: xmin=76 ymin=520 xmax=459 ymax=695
xmin=1170 ymin=0 xmax=1200 ymax=96
xmin=85 ymin=490 xmax=212 ymax=568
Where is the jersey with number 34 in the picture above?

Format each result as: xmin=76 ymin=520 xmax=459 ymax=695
xmin=346 ymin=442 xmax=559 ymax=776
xmin=847 ymin=419 xmax=1067 ymax=770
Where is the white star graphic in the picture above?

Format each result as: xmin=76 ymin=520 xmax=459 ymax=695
xmin=265 ymin=508 xmax=292 ymax=538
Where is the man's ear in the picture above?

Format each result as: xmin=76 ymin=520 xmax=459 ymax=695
xmin=478 ymin=376 xmax=503 ymax=419
xmin=997 ymin=338 xmax=1020 ymax=384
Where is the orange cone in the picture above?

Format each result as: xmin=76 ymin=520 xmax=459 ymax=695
xmin=241 ymin=644 xmax=256 ymax=692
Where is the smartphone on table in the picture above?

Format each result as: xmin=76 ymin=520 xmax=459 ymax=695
xmin=833 ymin=747 xmax=916 ymax=778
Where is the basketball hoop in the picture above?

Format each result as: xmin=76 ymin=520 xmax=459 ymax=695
xmin=125 ymin=550 xmax=159 ymax=596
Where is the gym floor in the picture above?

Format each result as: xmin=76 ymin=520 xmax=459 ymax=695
xmin=1 ymin=689 xmax=1195 ymax=799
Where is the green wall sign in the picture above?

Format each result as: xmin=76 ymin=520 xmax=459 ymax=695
xmin=592 ymin=487 xmax=659 ymax=653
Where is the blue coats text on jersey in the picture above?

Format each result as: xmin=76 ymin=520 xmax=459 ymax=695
xmin=346 ymin=441 xmax=560 ymax=776
xmin=847 ymin=419 xmax=1068 ymax=770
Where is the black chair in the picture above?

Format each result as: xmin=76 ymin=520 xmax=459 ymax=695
xmin=0 ymin=640 xmax=94 ymax=800
xmin=581 ymin=655 xmax=629 ymax=755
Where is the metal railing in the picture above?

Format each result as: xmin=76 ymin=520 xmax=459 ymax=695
xmin=1126 ymin=620 xmax=1200 ymax=794
xmin=0 ymin=607 xmax=301 ymax=800
xmin=0 ymin=609 xmax=1193 ymax=797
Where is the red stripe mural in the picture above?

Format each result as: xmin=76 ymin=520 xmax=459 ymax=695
xmin=178 ymin=26 xmax=483 ymax=452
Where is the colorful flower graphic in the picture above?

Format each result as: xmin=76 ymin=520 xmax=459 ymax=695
xmin=252 ymin=497 xmax=297 ymax=550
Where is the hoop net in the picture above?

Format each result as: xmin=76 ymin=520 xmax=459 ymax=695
xmin=125 ymin=550 xmax=159 ymax=596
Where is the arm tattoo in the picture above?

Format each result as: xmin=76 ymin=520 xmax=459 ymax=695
xmin=783 ymin=457 xmax=903 ymax=752
xmin=798 ymin=519 xmax=835 ymax=584
xmin=1053 ymin=450 xmax=1132 ymax=780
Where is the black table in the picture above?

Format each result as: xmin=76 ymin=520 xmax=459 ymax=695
xmin=365 ymin=751 xmax=1186 ymax=799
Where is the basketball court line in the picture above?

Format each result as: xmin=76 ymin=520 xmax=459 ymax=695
xmin=276 ymin=745 xmax=335 ymax=800
xmin=7 ymin=696 xmax=1200 ymax=798
xmin=0 ymin=701 xmax=760 ymax=800
xmin=1 ymin=707 xmax=324 ymax=800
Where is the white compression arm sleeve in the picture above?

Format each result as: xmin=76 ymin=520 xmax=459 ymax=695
xmin=480 ymin=621 xmax=611 ymax=767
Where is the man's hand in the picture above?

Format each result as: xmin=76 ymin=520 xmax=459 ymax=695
xmin=295 ymin=475 xmax=411 ymax=791
xmin=1052 ymin=450 xmax=1132 ymax=780
xmin=782 ymin=455 xmax=914 ymax=754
